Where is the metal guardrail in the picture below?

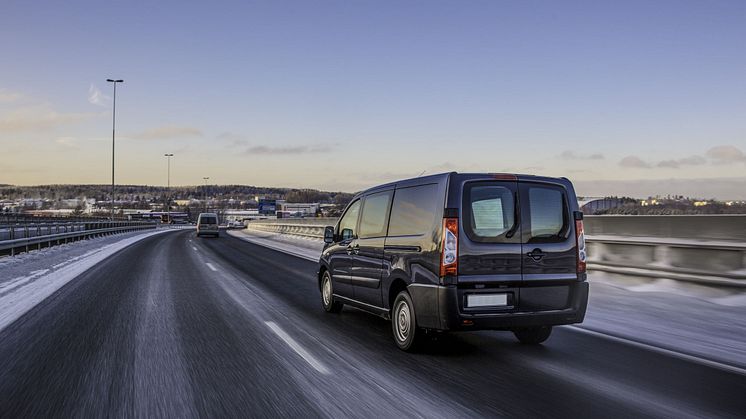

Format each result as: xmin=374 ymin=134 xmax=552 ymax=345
xmin=246 ymin=217 xmax=746 ymax=288
xmin=0 ymin=221 xmax=158 ymax=256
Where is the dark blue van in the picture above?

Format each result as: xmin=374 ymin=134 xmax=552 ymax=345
xmin=318 ymin=173 xmax=589 ymax=351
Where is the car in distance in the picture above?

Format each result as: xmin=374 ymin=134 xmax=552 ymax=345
xmin=227 ymin=220 xmax=245 ymax=229
xmin=196 ymin=213 xmax=220 ymax=238
xmin=318 ymin=172 xmax=589 ymax=351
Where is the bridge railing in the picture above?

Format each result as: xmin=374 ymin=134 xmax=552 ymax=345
xmin=0 ymin=220 xmax=159 ymax=256
xmin=246 ymin=216 xmax=746 ymax=288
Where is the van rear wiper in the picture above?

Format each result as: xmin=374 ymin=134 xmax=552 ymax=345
xmin=505 ymin=222 xmax=518 ymax=238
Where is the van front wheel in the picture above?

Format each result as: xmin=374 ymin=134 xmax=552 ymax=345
xmin=392 ymin=291 xmax=424 ymax=351
xmin=321 ymin=271 xmax=343 ymax=313
xmin=513 ymin=326 xmax=552 ymax=344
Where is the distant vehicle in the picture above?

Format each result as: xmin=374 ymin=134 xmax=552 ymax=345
xmin=318 ymin=172 xmax=589 ymax=351
xmin=227 ymin=220 xmax=245 ymax=229
xmin=196 ymin=213 xmax=220 ymax=238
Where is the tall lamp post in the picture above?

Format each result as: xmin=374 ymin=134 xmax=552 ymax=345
xmin=106 ymin=78 xmax=124 ymax=220
xmin=164 ymin=153 xmax=174 ymax=216
xmin=203 ymin=177 xmax=210 ymax=212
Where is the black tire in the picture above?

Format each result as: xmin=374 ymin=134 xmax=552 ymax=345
xmin=391 ymin=291 xmax=425 ymax=352
xmin=321 ymin=271 xmax=343 ymax=313
xmin=513 ymin=326 xmax=553 ymax=344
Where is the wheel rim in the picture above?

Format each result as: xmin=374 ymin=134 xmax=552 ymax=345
xmin=395 ymin=300 xmax=411 ymax=343
xmin=322 ymin=274 xmax=331 ymax=307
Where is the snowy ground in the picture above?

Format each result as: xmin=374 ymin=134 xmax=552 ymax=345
xmin=230 ymin=227 xmax=746 ymax=370
xmin=0 ymin=228 xmax=176 ymax=332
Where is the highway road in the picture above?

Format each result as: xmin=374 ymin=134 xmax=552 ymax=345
xmin=0 ymin=229 xmax=744 ymax=418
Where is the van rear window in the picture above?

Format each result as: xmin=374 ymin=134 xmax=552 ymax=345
xmin=200 ymin=216 xmax=217 ymax=225
xmin=463 ymin=183 xmax=517 ymax=243
xmin=526 ymin=185 xmax=569 ymax=243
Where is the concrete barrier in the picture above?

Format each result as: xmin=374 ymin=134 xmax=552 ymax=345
xmin=246 ymin=216 xmax=746 ymax=288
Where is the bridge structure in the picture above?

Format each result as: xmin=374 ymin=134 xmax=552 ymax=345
xmin=244 ymin=215 xmax=746 ymax=288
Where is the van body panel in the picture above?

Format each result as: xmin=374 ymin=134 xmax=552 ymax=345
xmin=380 ymin=178 xmax=447 ymax=311
xmin=351 ymin=236 xmax=386 ymax=307
xmin=325 ymin=237 xmax=355 ymax=297
xmin=438 ymin=282 xmax=588 ymax=331
xmin=408 ymin=284 xmax=441 ymax=329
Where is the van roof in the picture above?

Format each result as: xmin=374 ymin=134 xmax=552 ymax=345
xmin=198 ymin=212 xmax=218 ymax=217
xmin=355 ymin=172 xmax=573 ymax=197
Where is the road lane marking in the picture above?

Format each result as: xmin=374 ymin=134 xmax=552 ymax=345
xmin=569 ymin=325 xmax=746 ymax=376
xmin=192 ymin=246 xmax=198 ymax=251
xmin=206 ymin=262 xmax=218 ymax=272
xmin=264 ymin=321 xmax=330 ymax=375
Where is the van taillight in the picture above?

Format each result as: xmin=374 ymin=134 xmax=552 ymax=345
xmin=441 ymin=218 xmax=459 ymax=277
xmin=575 ymin=218 xmax=587 ymax=274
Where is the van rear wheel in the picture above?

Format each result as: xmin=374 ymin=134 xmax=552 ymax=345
xmin=321 ymin=271 xmax=343 ymax=313
xmin=392 ymin=291 xmax=424 ymax=352
xmin=513 ymin=326 xmax=552 ymax=344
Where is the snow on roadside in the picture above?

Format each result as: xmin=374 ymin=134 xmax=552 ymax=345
xmin=227 ymin=228 xmax=323 ymax=262
xmin=0 ymin=229 xmax=173 ymax=332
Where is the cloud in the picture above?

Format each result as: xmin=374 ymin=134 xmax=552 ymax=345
xmin=87 ymin=84 xmax=111 ymax=107
xmin=656 ymin=155 xmax=706 ymax=169
xmin=129 ymin=125 xmax=203 ymax=140
xmin=0 ymin=89 xmax=22 ymax=103
xmin=0 ymin=105 xmax=100 ymax=133
xmin=217 ymin=132 xmax=249 ymax=146
xmin=619 ymin=155 xmax=651 ymax=168
xmin=706 ymin=145 xmax=745 ymax=164
xmin=54 ymin=137 xmax=79 ymax=150
xmin=560 ymin=150 xmax=605 ymax=160
xmin=244 ymin=144 xmax=334 ymax=155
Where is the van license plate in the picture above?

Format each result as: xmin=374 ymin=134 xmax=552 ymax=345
xmin=467 ymin=293 xmax=508 ymax=307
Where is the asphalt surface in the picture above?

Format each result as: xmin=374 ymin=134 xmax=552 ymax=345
xmin=0 ymin=229 xmax=744 ymax=418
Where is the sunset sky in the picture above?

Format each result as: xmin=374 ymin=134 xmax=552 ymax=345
xmin=1 ymin=1 xmax=745 ymax=198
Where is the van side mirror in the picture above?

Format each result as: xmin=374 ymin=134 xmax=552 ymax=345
xmin=324 ymin=226 xmax=335 ymax=243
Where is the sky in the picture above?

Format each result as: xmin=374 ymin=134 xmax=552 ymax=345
xmin=1 ymin=0 xmax=745 ymax=198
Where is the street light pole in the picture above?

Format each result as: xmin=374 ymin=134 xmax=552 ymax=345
xmin=203 ymin=177 xmax=210 ymax=213
xmin=165 ymin=154 xmax=173 ymax=216
xmin=106 ymin=78 xmax=124 ymax=220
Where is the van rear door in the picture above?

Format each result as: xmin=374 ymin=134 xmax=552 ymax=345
xmin=517 ymin=180 xmax=578 ymax=311
xmin=458 ymin=179 xmax=522 ymax=311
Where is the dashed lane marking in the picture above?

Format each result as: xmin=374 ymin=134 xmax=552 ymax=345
xmin=265 ymin=321 xmax=330 ymax=375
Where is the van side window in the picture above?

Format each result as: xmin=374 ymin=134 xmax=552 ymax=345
xmin=388 ymin=184 xmax=439 ymax=236
xmin=359 ymin=191 xmax=393 ymax=238
xmin=338 ymin=200 xmax=361 ymax=240
xmin=463 ymin=183 xmax=517 ymax=243
xmin=526 ymin=185 xmax=569 ymax=243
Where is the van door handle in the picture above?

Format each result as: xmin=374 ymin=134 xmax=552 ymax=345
xmin=527 ymin=248 xmax=545 ymax=261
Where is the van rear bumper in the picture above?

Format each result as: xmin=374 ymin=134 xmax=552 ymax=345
xmin=434 ymin=281 xmax=589 ymax=331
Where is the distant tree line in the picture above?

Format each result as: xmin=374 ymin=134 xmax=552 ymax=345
xmin=0 ymin=184 xmax=356 ymax=207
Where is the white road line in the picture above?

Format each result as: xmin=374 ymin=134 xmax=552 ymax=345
xmin=569 ymin=325 xmax=746 ymax=376
xmin=192 ymin=246 xmax=198 ymax=251
xmin=264 ymin=321 xmax=330 ymax=375
xmin=205 ymin=262 xmax=218 ymax=272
